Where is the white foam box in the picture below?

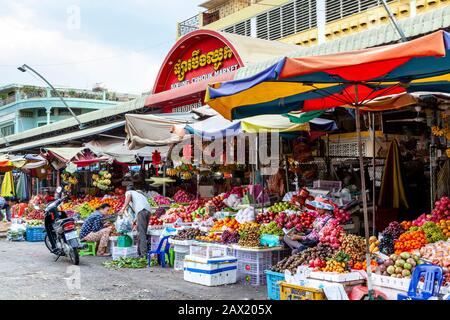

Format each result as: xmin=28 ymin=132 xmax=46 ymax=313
xmin=183 ymin=255 xmax=237 ymax=286
xmin=371 ymin=274 xmax=411 ymax=291
xmin=112 ymin=246 xmax=138 ymax=260
xmin=309 ymin=270 xmax=366 ymax=282
xmin=189 ymin=243 xmax=227 ymax=259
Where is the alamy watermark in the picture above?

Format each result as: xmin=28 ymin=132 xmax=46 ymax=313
xmin=67 ymin=5 xmax=81 ymax=31
xmin=170 ymin=130 xmax=281 ymax=173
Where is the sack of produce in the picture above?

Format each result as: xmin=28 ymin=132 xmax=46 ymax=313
xmin=235 ymin=206 xmax=255 ymax=224
xmin=115 ymin=215 xmax=133 ymax=233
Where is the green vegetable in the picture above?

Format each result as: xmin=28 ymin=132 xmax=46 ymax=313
xmin=78 ymin=203 xmax=94 ymax=219
xmin=333 ymin=251 xmax=350 ymax=263
xmin=103 ymin=257 xmax=148 ymax=269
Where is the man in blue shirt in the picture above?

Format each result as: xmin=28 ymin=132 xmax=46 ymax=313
xmin=80 ymin=203 xmax=112 ymax=256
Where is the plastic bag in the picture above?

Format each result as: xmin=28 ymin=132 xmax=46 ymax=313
xmin=7 ymin=222 xmax=26 ymax=241
xmin=115 ymin=215 xmax=133 ymax=233
xmin=260 ymin=234 xmax=280 ymax=247
xmin=235 ymin=206 xmax=255 ymax=224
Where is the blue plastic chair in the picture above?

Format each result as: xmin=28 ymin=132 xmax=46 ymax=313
xmin=147 ymin=236 xmax=171 ymax=268
xmin=397 ymin=264 xmax=443 ymax=300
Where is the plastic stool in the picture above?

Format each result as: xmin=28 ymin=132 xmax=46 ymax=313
xmin=79 ymin=242 xmax=96 ymax=257
xmin=397 ymin=264 xmax=443 ymax=300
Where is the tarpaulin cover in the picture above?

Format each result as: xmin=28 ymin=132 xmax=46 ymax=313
xmin=206 ymin=30 xmax=450 ymax=120
xmin=125 ymin=114 xmax=191 ymax=149
xmin=1 ymin=171 xmax=15 ymax=197
xmin=85 ymin=139 xmax=170 ymax=163
xmin=378 ymin=140 xmax=409 ymax=209
xmin=185 ymin=115 xmax=241 ymax=140
xmin=45 ymin=147 xmax=87 ymax=163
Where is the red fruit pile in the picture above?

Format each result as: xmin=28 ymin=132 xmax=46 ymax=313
xmin=309 ymin=258 xmax=327 ymax=269
xmin=334 ymin=208 xmax=351 ymax=224
xmin=173 ymin=190 xmax=195 ymax=203
xmin=26 ymin=210 xmax=45 ymax=220
xmin=185 ymin=199 xmax=206 ymax=214
xmin=319 ymin=219 xmax=344 ymax=249
xmin=256 ymin=212 xmax=278 ymax=224
xmin=149 ymin=215 xmax=163 ymax=226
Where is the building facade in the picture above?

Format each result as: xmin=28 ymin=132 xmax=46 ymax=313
xmin=0 ymin=84 xmax=136 ymax=137
xmin=178 ymin=0 xmax=448 ymax=45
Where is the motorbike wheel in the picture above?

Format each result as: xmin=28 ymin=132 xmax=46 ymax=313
xmin=68 ymin=246 xmax=80 ymax=265
xmin=44 ymin=235 xmax=57 ymax=256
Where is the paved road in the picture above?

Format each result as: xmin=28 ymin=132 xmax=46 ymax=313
xmin=0 ymin=240 xmax=265 ymax=300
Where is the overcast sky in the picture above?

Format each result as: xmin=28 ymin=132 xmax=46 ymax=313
xmin=0 ymin=0 xmax=204 ymax=94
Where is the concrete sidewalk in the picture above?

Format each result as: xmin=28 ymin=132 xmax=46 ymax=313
xmin=0 ymin=240 xmax=265 ymax=300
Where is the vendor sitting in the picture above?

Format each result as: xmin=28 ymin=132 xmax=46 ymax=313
xmin=79 ymin=203 xmax=113 ymax=256
xmin=283 ymin=197 xmax=335 ymax=254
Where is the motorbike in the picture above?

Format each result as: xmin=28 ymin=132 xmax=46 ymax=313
xmin=43 ymin=187 xmax=81 ymax=265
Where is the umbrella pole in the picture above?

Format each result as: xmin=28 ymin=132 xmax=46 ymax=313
xmin=354 ymin=85 xmax=374 ymax=297
xmin=372 ymin=113 xmax=376 ymax=235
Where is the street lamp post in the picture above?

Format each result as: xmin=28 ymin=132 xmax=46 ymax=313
xmin=18 ymin=64 xmax=85 ymax=130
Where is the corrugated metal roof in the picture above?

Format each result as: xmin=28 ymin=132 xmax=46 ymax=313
xmin=0 ymin=121 xmax=126 ymax=154
xmin=2 ymin=94 xmax=148 ymax=145
xmin=236 ymin=5 xmax=450 ymax=80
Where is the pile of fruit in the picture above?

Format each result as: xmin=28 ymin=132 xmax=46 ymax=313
xmin=400 ymin=220 xmax=413 ymax=231
xmin=153 ymin=195 xmax=171 ymax=206
xmin=211 ymin=217 xmax=240 ymax=232
xmin=340 ymin=234 xmax=366 ymax=262
xmin=260 ymin=222 xmax=283 ymax=237
xmin=369 ymin=235 xmax=380 ymax=253
xmin=92 ymin=171 xmax=112 ymax=191
xmin=148 ymin=197 xmax=158 ymax=207
xmin=161 ymin=206 xmax=193 ymax=223
xmin=26 ymin=209 xmax=44 ymax=221
xmin=352 ymin=260 xmax=378 ymax=271
xmin=394 ymin=230 xmax=427 ymax=254
xmin=149 ymin=215 xmax=163 ymax=226
xmin=26 ymin=220 xmax=44 ymax=227
xmin=205 ymin=195 xmax=225 ymax=211
xmin=271 ymin=244 xmax=335 ymax=274
xmin=267 ymin=202 xmax=297 ymax=213
xmin=419 ymin=240 xmax=450 ymax=268
xmin=172 ymin=228 xmax=204 ymax=241
xmin=173 ymin=190 xmax=194 ymax=203
xmin=61 ymin=172 xmax=78 ymax=193
xmin=185 ymin=199 xmax=206 ymax=214
xmin=321 ymin=260 xmax=348 ymax=273
xmin=256 ymin=212 xmax=278 ymax=224
xmin=378 ymin=221 xmax=406 ymax=255
xmin=438 ymin=219 xmax=450 ymax=239
xmin=196 ymin=233 xmax=222 ymax=243
xmin=334 ymin=208 xmax=351 ymax=224
xmin=224 ymin=186 xmax=247 ymax=199
xmin=221 ymin=230 xmax=240 ymax=244
xmin=319 ymin=219 xmax=344 ymax=249
xmin=417 ymin=221 xmax=447 ymax=243
xmin=273 ymin=212 xmax=301 ymax=230
xmin=379 ymin=252 xmax=421 ymax=278
xmin=238 ymin=222 xmax=261 ymax=248
xmin=78 ymin=203 xmax=95 ymax=219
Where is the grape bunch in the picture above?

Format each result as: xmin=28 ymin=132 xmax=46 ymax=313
xmin=378 ymin=234 xmax=395 ymax=255
xmin=383 ymin=222 xmax=405 ymax=240
xmin=221 ymin=230 xmax=240 ymax=244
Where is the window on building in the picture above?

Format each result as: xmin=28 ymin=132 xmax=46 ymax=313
xmin=37 ymin=108 xmax=54 ymax=117
xmin=19 ymin=110 xmax=34 ymax=118
xmin=0 ymin=124 xmax=15 ymax=136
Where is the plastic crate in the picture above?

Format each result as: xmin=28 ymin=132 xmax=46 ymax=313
xmin=240 ymin=272 xmax=265 ymax=286
xmin=279 ymin=282 xmax=326 ymax=300
xmin=236 ymin=250 xmax=273 ymax=265
xmin=173 ymin=244 xmax=190 ymax=253
xmin=265 ymin=270 xmax=285 ymax=300
xmin=238 ymin=260 xmax=271 ymax=286
xmin=174 ymin=251 xmax=188 ymax=271
xmin=190 ymin=244 xmax=227 ymax=259
xmin=26 ymin=226 xmax=46 ymax=242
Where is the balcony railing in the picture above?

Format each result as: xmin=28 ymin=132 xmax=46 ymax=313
xmin=179 ymin=15 xmax=200 ymax=37
xmin=0 ymin=86 xmax=136 ymax=107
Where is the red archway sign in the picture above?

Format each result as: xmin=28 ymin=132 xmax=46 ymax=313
xmin=150 ymin=30 xmax=244 ymax=113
